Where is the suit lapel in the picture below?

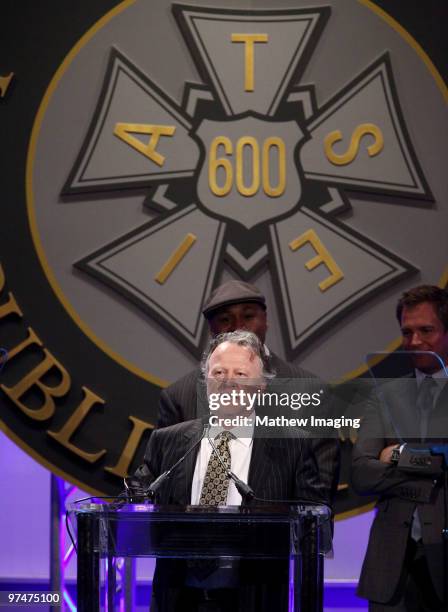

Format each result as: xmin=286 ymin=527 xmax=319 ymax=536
xmin=382 ymin=374 xmax=418 ymax=442
xmin=248 ymin=435 xmax=284 ymax=500
xmin=428 ymin=378 xmax=448 ymax=440
xmin=434 ymin=378 xmax=448 ymax=410
xmin=170 ymin=420 xmax=203 ymax=505
xmin=247 ymin=436 xmax=267 ymax=494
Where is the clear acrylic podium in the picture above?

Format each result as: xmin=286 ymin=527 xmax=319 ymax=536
xmin=68 ymin=502 xmax=332 ymax=611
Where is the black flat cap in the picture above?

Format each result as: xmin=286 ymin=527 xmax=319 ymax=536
xmin=202 ymin=280 xmax=266 ymax=318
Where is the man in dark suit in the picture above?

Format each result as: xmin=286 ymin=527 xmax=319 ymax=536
xmin=133 ymin=330 xmax=335 ymax=612
xmin=158 ymin=279 xmax=340 ymax=502
xmin=352 ymin=285 xmax=448 ymax=611
xmin=158 ymin=279 xmax=316 ymax=425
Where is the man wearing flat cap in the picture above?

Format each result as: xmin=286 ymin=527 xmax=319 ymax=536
xmin=159 ymin=279 xmax=318 ymax=424
xmin=158 ymin=279 xmax=340 ymax=504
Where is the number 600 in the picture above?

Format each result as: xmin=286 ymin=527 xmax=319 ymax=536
xmin=208 ymin=136 xmax=286 ymax=198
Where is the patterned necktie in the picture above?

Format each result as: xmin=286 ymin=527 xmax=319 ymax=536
xmin=189 ymin=432 xmax=235 ymax=582
xmin=416 ymin=376 xmax=437 ymax=442
xmin=199 ymin=431 xmax=233 ymax=505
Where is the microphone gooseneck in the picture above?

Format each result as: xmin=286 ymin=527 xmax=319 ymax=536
xmin=207 ymin=432 xmax=255 ymax=503
xmin=145 ymin=422 xmax=210 ymax=498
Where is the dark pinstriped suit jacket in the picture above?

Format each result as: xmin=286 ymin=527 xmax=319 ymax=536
xmin=157 ymin=352 xmax=340 ymax=505
xmin=136 ymin=417 xmax=334 ymax=612
xmin=352 ymin=379 xmax=448 ymax=604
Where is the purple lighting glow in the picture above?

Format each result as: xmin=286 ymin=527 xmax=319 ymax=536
xmin=63 ymin=589 xmax=77 ymax=612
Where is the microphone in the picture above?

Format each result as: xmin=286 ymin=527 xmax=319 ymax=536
xmin=206 ymin=431 xmax=329 ymax=510
xmin=207 ymin=433 xmax=255 ymax=503
xmin=144 ymin=420 xmax=210 ymax=498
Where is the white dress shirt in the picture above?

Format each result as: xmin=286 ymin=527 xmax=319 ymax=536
xmin=191 ymin=421 xmax=254 ymax=505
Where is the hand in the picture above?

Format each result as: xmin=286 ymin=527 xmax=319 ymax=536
xmin=123 ymin=476 xmax=148 ymax=501
xmin=379 ymin=444 xmax=400 ymax=464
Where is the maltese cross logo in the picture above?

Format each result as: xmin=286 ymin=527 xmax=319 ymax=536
xmin=64 ymin=5 xmax=430 ymax=358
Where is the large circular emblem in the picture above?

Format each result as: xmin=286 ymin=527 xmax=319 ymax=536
xmin=1 ymin=0 xmax=447 ymax=515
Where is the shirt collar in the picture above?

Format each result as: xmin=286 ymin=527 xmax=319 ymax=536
xmin=209 ymin=417 xmax=255 ymax=446
xmin=415 ymin=367 xmax=447 ymax=383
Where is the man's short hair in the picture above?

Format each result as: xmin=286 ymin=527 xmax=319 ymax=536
xmin=396 ymin=285 xmax=448 ymax=330
xmin=201 ymin=330 xmax=275 ymax=380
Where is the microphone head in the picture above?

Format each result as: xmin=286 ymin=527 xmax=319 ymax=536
xmin=230 ymin=472 xmax=256 ymax=502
